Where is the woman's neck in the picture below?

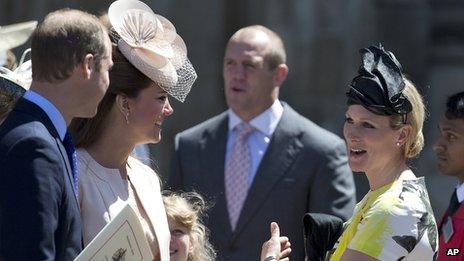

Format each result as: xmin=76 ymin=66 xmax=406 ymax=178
xmin=85 ymin=125 xmax=135 ymax=173
xmin=365 ymin=159 xmax=410 ymax=190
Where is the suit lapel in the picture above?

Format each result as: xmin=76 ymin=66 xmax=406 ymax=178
xmin=232 ymin=105 xmax=304 ymax=241
xmin=56 ymin=139 xmax=79 ymax=205
xmin=15 ymin=98 xmax=80 ymax=205
xmin=127 ymin=163 xmax=167 ymax=227
xmin=199 ymin=113 xmax=234 ymax=241
xmin=14 ymin=98 xmax=59 ymax=137
xmin=127 ymin=161 xmax=170 ymax=261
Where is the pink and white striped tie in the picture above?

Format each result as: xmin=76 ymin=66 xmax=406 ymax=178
xmin=225 ymin=122 xmax=254 ymax=231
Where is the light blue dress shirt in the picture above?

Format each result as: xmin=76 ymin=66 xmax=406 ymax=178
xmin=23 ymin=90 xmax=67 ymax=140
xmin=24 ymin=90 xmax=153 ymax=167
xmin=226 ymin=100 xmax=284 ymax=187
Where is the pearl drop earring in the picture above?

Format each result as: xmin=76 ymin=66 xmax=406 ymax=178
xmin=125 ymin=112 xmax=130 ymax=124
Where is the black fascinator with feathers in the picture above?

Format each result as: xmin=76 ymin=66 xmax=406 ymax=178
xmin=347 ymin=44 xmax=412 ymax=120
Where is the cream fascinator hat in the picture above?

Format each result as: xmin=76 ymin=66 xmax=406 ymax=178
xmin=1 ymin=49 xmax=32 ymax=109
xmin=0 ymin=21 xmax=37 ymax=66
xmin=108 ymin=0 xmax=197 ymax=102
xmin=0 ymin=48 xmax=33 ymax=90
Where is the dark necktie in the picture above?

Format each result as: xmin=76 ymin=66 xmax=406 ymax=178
xmin=447 ymin=190 xmax=460 ymax=217
xmin=439 ymin=190 xmax=460 ymax=235
xmin=63 ymin=132 xmax=78 ymax=197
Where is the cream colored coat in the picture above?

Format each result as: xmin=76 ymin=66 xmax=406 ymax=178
xmin=77 ymin=149 xmax=170 ymax=261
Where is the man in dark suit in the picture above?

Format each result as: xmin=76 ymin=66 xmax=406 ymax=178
xmin=0 ymin=9 xmax=113 ymax=260
xmin=168 ymin=25 xmax=356 ymax=261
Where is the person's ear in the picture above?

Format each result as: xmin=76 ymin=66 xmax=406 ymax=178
xmin=80 ymin=53 xmax=95 ymax=80
xmin=116 ymin=94 xmax=131 ymax=122
xmin=188 ymin=235 xmax=195 ymax=254
xmin=396 ymin=125 xmax=412 ymax=147
xmin=273 ymin=64 xmax=288 ymax=87
xmin=188 ymin=242 xmax=195 ymax=254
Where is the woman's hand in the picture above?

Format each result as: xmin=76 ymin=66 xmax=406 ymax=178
xmin=260 ymin=222 xmax=292 ymax=261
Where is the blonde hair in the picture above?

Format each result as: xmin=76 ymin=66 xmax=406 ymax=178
xmin=389 ymin=78 xmax=425 ymax=159
xmin=163 ymin=192 xmax=216 ymax=261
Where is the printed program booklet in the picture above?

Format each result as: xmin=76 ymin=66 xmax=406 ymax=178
xmin=74 ymin=204 xmax=153 ymax=261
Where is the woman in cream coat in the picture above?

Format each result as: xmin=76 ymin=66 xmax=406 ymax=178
xmin=70 ymin=0 xmax=197 ymax=260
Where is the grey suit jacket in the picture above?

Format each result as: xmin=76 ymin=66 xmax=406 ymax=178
xmin=168 ymin=103 xmax=355 ymax=261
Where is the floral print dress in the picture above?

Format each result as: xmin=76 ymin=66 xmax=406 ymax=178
xmin=329 ymin=170 xmax=438 ymax=260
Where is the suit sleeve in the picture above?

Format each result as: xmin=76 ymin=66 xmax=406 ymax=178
xmin=307 ymin=139 xmax=355 ymax=221
xmin=167 ymin=134 xmax=184 ymax=191
xmin=0 ymin=137 xmax=63 ymax=260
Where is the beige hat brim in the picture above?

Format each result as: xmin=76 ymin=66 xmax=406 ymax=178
xmin=108 ymin=0 xmax=197 ymax=103
xmin=118 ymin=40 xmax=178 ymax=87
xmin=0 ymin=21 xmax=37 ymax=52
xmin=108 ymin=0 xmax=154 ymax=30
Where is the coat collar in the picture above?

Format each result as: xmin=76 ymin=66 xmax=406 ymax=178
xmin=228 ymin=99 xmax=284 ymax=137
xmin=126 ymin=157 xmax=171 ymax=261
xmin=198 ymin=112 xmax=233 ymax=242
xmin=23 ymin=90 xmax=66 ymax=140
xmin=13 ymin=97 xmax=60 ymax=139
xmin=77 ymin=149 xmax=170 ymax=261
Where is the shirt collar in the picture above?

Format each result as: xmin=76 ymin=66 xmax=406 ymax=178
xmin=228 ymin=99 xmax=284 ymax=136
xmin=456 ymin=182 xmax=464 ymax=203
xmin=23 ymin=90 xmax=67 ymax=140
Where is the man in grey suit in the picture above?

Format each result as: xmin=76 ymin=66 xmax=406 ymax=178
xmin=168 ymin=25 xmax=355 ymax=261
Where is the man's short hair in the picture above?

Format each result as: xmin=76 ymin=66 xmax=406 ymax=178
xmin=445 ymin=91 xmax=464 ymax=120
xmin=229 ymin=25 xmax=286 ymax=70
xmin=31 ymin=9 xmax=107 ymax=82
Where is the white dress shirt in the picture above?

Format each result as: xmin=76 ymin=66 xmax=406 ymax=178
xmin=23 ymin=90 xmax=67 ymax=140
xmin=456 ymin=182 xmax=464 ymax=203
xmin=226 ymin=99 xmax=284 ymax=186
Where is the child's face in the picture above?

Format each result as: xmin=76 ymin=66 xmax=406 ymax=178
xmin=168 ymin=217 xmax=192 ymax=261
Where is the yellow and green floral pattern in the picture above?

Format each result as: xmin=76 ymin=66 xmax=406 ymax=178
xmin=329 ymin=176 xmax=438 ymax=260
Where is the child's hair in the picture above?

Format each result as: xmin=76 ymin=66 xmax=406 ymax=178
xmin=163 ymin=191 xmax=216 ymax=261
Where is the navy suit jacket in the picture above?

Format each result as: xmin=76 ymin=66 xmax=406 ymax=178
xmin=0 ymin=98 xmax=82 ymax=260
xmin=169 ymin=103 xmax=356 ymax=261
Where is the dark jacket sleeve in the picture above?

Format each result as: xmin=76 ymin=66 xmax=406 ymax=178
xmin=307 ymin=139 xmax=356 ymax=221
xmin=303 ymin=213 xmax=344 ymax=261
xmin=167 ymin=134 xmax=184 ymax=191
xmin=0 ymin=137 xmax=63 ymax=260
